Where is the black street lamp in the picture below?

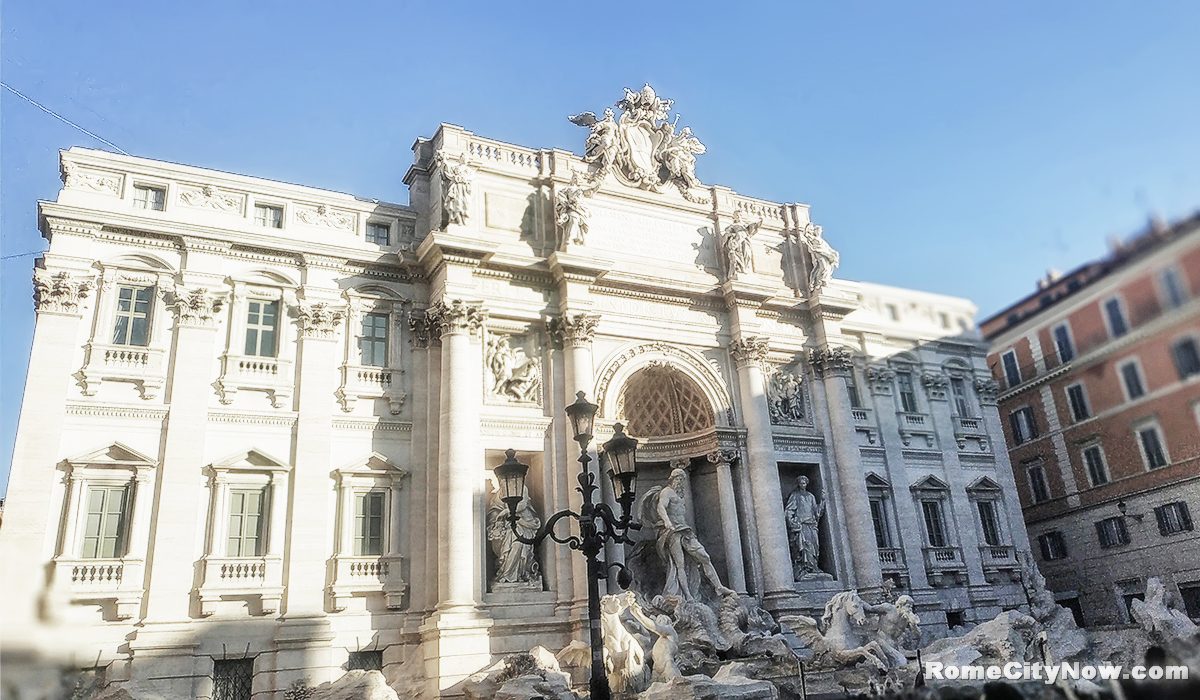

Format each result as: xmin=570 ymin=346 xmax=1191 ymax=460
xmin=493 ymin=390 xmax=640 ymax=700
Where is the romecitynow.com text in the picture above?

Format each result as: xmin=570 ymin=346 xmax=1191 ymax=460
xmin=923 ymin=661 xmax=1189 ymax=684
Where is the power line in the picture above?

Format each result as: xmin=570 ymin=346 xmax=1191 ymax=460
xmin=1 ymin=81 xmax=129 ymax=155
xmin=2 ymin=251 xmax=44 ymax=261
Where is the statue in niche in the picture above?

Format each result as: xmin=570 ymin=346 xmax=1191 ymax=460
xmin=485 ymin=335 xmax=542 ymax=403
xmin=486 ymin=486 xmax=542 ymax=587
xmin=801 ymin=222 xmax=839 ymax=294
xmin=722 ymin=210 xmax=761 ymax=278
xmin=767 ymin=369 xmax=805 ymax=423
xmin=555 ymin=171 xmax=593 ymax=249
xmin=784 ymin=475 xmax=827 ymax=580
xmin=436 ymin=152 xmax=475 ymax=226
xmin=640 ymin=468 xmax=734 ymax=601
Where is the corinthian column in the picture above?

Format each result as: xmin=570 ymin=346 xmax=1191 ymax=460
xmin=729 ymin=337 xmax=794 ymax=601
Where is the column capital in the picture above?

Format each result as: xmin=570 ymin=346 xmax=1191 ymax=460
xmin=809 ymin=345 xmax=854 ymax=378
xmin=729 ymin=336 xmax=771 ymax=368
xmin=407 ymin=309 xmax=440 ymax=347
xmin=547 ymin=312 xmax=601 ymax=349
xmin=171 ymin=285 xmax=226 ymax=328
xmin=866 ymin=364 xmax=895 ymax=395
xmin=297 ymin=301 xmax=346 ymax=340
xmin=922 ymin=371 xmax=949 ymax=401
xmin=427 ymin=298 xmax=487 ymax=337
xmin=33 ymin=269 xmax=93 ymax=316
xmin=974 ymin=378 xmax=999 ymax=405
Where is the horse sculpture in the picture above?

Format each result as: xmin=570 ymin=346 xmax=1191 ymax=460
xmin=779 ymin=590 xmax=892 ymax=672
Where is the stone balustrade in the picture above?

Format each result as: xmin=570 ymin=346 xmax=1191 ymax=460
xmin=197 ymin=555 xmax=284 ymax=616
xmin=328 ymin=554 xmax=408 ymax=612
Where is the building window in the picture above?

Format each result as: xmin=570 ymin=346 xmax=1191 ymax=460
xmin=1104 ymin=297 xmax=1128 ymax=337
xmin=1171 ymin=338 xmax=1200 ymax=380
xmin=1082 ymin=445 xmax=1108 ymax=486
xmin=359 ymin=313 xmax=389 ymax=367
xmin=354 ymin=491 xmax=386 ymax=556
xmin=347 ymin=650 xmax=383 ymax=671
xmin=1066 ymin=383 xmax=1090 ymax=422
xmin=112 ymin=285 xmax=153 ymax=346
xmin=81 ymin=485 xmax=129 ymax=559
xmin=366 ymin=222 xmax=390 ymax=245
xmin=226 ymin=489 xmax=265 ymax=557
xmin=921 ymin=500 xmax=947 ymax=547
xmin=254 ymin=204 xmax=283 ymax=229
xmin=1159 ymin=267 xmax=1188 ymax=310
xmin=976 ymin=500 xmax=1002 ymax=546
xmin=1137 ymin=425 xmax=1169 ymax=469
xmin=1096 ymin=516 xmax=1130 ymax=548
xmin=1179 ymin=583 xmax=1200 ymax=620
xmin=1154 ymin=502 xmax=1193 ymax=536
xmin=869 ymin=497 xmax=892 ymax=548
xmin=132 ymin=185 xmax=166 ymax=211
xmin=244 ymin=300 xmax=279 ymax=357
xmin=846 ymin=374 xmax=862 ymax=409
xmin=212 ymin=658 xmax=254 ymax=700
xmin=950 ymin=378 xmax=972 ymax=416
xmin=1052 ymin=323 xmax=1075 ymax=363
xmin=1009 ymin=406 xmax=1038 ymax=444
xmin=1038 ymin=531 xmax=1068 ymax=561
xmin=1119 ymin=360 xmax=1146 ymax=400
xmin=1027 ymin=464 xmax=1050 ymax=503
xmin=1001 ymin=350 xmax=1021 ymax=388
xmin=896 ymin=371 xmax=918 ymax=413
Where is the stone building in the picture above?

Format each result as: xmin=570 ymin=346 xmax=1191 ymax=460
xmin=2 ymin=87 xmax=1031 ymax=698
xmin=981 ymin=213 xmax=1200 ymax=628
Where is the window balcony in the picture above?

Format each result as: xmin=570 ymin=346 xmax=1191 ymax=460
xmin=336 ymin=364 xmax=406 ymax=414
xmin=196 ymin=554 xmax=284 ymax=616
xmin=215 ymin=354 xmax=294 ymax=408
xmin=922 ymin=546 xmax=967 ymax=587
xmin=979 ymin=544 xmax=1021 ymax=583
xmin=877 ymin=547 xmax=907 ymax=572
xmin=897 ymin=412 xmax=936 ymax=448
xmin=77 ymin=342 xmax=166 ymax=399
xmin=953 ymin=415 xmax=990 ymax=451
xmin=49 ymin=557 xmax=144 ymax=620
xmin=328 ymin=554 xmax=408 ymax=611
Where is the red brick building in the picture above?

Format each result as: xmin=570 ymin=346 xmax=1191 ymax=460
xmin=981 ymin=213 xmax=1200 ymax=627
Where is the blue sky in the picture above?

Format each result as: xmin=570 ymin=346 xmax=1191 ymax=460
xmin=3 ymin=1 xmax=1198 ymax=489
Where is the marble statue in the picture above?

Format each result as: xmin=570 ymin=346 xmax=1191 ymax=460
xmin=642 ymin=468 xmax=735 ymax=601
xmin=1131 ymin=577 xmax=1199 ymax=644
xmin=624 ymin=591 xmax=681 ymax=683
xmin=777 ymin=591 xmax=892 ymax=672
xmin=436 ymin=152 xmax=475 ymax=226
xmin=722 ymin=211 xmax=761 ymax=278
xmin=568 ymin=84 xmax=707 ymax=199
xmin=485 ymin=336 xmax=542 ymax=403
xmin=486 ymin=487 xmax=542 ymax=587
xmin=554 ymin=171 xmax=592 ymax=249
xmin=801 ymin=222 xmax=839 ymax=293
xmin=599 ymin=593 xmax=648 ymax=693
xmin=784 ymin=476 xmax=826 ymax=580
xmin=864 ymin=595 xmax=920 ymax=668
xmin=766 ymin=370 xmax=805 ymax=423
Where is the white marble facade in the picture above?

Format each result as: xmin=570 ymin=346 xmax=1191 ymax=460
xmin=1 ymin=88 xmax=1031 ymax=698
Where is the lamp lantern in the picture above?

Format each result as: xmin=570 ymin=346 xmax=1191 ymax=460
xmin=565 ymin=391 xmax=599 ymax=444
xmin=493 ymin=449 xmax=529 ymax=517
xmin=602 ymin=422 xmax=639 ymax=502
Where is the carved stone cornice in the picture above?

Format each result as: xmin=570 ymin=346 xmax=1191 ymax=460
xmin=33 ymin=270 xmax=94 ymax=315
xmin=171 ymin=286 xmax=226 ymax=328
xmin=922 ymin=371 xmax=949 ymax=401
xmin=547 ymin=312 xmax=601 ymax=349
xmin=809 ymin=346 xmax=854 ymax=378
xmin=729 ymin=336 xmax=771 ymax=368
xmin=42 ymin=217 xmax=103 ymax=239
xmin=301 ymin=253 xmax=349 ymax=271
xmin=974 ymin=378 xmax=999 ymax=405
xmin=866 ymin=365 xmax=895 ymax=395
xmin=298 ymin=302 xmax=346 ymax=339
xmin=177 ymin=235 xmax=234 ymax=255
xmin=427 ymin=299 xmax=487 ymax=337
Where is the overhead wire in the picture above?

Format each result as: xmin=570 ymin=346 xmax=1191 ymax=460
xmin=1 ymin=81 xmax=130 ymax=155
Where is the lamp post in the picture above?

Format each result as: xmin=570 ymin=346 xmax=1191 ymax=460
xmin=493 ymin=391 xmax=640 ymax=700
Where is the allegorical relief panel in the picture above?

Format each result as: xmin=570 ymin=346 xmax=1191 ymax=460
xmin=177 ymin=184 xmax=245 ymax=214
xmin=484 ymin=330 xmax=543 ymax=406
xmin=294 ymin=204 xmax=357 ymax=231
xmin=766 ymin=361 xmax=808 ymax=426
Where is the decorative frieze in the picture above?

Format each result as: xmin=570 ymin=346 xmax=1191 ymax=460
xmin=547 ymin=312 xmax=601 ymax=348
xmin=171 ymin=286 xmax=225 ymax=327
xmin=297 ymin=302 xmax=345 ymax=339
xmin=729 ymin=336 xmax=770 ymax=367
xmin=178 ymin=185 xmax=244 ymax=213
xmin=426 ymin=299 xmax=487 ymax=337
xmin=808 ymin=346 xmax=853 ymax=377
xmin=295 ymin=204 xmax=356 ymax=231
xmin=921 ymin=371 xmax=949 ymax=401
xmin=61 ymin=161 xmax=121 ymax=195
xmin=33 ymin=270 xmax=93 ymax=314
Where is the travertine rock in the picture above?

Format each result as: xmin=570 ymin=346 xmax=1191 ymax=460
xmin=641 ymin=662 xmax=777 ymax=700
xmin=1131 ymin=577 xmax=1200 ymax=645
xmin=922 ymin=610 xmax=1039 ymax=667
xmin=308 ymin=670 xmax=398 ymax=700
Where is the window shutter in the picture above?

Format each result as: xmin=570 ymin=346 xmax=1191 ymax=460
xmin=1181 ymin=503 xmax=1194 ymax=531
xmin=1009 ymin=412 xmax=1021 ymax=441
xmin=1155 ymin=506 xmax=1170 ymax=536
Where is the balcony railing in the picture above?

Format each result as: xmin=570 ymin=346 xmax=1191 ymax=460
xmin=852 ymin=408 xmax=871 ymax=424
xmin=329 ymin=554 xmax=407 ymax=611
xmin=877 ymin=547 xmax=906 ymax=571
xmin=216 ymin=354 xmax=294 ymax=407
xmin=79 ymin=343 xmax=166 ymax=399
xmin=953 ymin=415 xmax=983 ymax=433
xmin=197 ymin=555 xmax=284 ymax=616
xmin=51 ymin=557 xmax=144 ymax=620
xmin=898 ymin=412 xmax=927 ymax=427
xmin=922 ymin=546 xmax=964 ymax=569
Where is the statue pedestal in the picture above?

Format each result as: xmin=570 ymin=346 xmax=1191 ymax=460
xmin=796 ymin=572 xmax=834 ymax=583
